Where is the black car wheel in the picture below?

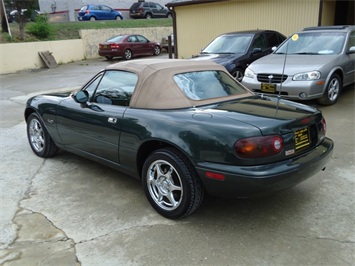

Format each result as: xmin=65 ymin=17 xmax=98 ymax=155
xmin=232 ymin=68 xmax=244 ymax=82
xmin=317 ymin=73 xmax=342 ymax=106
xmin=27 ymin=113 xmax=58 ymax=158
xmin=145 ymin=13 xmax=152 ymax=19
xmin=115 ymin=16 xmax=122 ymax=20
xmin=105 ymin=56 xmax=113 ymax=60
xmin=153 ymin=46 xmax=161 ymax=56
xmin=89 ymin=16 xmax=96 ymax=21
xmin=142 ymin=148 xmax=204 ymax=219
xmin=123 ymin=49 xmax=132 ymax=60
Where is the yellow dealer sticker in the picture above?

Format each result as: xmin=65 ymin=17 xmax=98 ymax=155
xmin=292 ymin=34 xmax=299 ymax=41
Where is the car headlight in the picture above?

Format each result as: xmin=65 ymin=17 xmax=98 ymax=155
xmin=244 ymin=68 xmax=255 ymax=78
xmin=293 ymin=71 xmax=321 ymax=81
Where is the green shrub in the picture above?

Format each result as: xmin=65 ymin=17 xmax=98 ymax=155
xmin=26 ymin=14 xmax=53 ymax=40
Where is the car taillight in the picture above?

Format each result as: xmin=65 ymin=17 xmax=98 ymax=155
xmin=138 ymin=8 xmax=143 ymax=12
xmin=85 ymin=10 xmax=90 ymax=14
xmin=235 ymin=135 xmax=283 ymax=158
xmin=110 ymin=44 xmax=119 ymax=49
xmin=321 ymin=117 xmax=326 ymax=135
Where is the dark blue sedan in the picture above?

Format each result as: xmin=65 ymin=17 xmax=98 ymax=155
xmin=78 ymin=4 xmax=123 ymax=21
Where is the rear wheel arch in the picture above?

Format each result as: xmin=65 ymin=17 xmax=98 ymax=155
xmin=136 ymin=140 xmax=196 ymax=180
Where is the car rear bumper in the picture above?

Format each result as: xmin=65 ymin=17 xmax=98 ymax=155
xmin=242 ymin=77 xmax=325 ymax=100
xmin=99 ymin=50 xmax=122 ymax=57
xmin=195 ymin=137 xmax=333 ymax=198
xmin=129 ymin=13 xmax=144 ymax=18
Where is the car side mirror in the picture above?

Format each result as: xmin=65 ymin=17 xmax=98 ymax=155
xmin=73 ymin=90 xmax=89 ymax=103
xmin=347 ymin=46 xmax=355 ymax=54
xmin=251 ymin=48 xmax=262 ymax=54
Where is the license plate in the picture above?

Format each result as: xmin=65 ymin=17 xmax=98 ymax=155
xmin=261 ymin=83 xmax=276 ymax=93
xmin=294 ymin=127 xmax=310 ymax=150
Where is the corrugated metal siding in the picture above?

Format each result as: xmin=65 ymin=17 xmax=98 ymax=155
xmin=175 ymin=0 xmax=321 ymax=59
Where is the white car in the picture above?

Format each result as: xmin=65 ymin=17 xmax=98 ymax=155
xmin=242 ymin=25 xmax=355 ymax=105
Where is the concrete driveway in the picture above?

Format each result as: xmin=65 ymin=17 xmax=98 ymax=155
xmin=0 ymin=56 xmax=354 ymax=266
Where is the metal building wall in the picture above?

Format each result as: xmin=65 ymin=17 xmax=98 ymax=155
xmin=175 ymin=0 xmax=321 ymax=59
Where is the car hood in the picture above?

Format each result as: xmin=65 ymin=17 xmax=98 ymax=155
xmin=191 ymin=53 xmax=242 ymax=65
xmin=249 ymin=54 xmax=337 ymax=74
xmin=201 ymin=96 xmax=319 ymax=135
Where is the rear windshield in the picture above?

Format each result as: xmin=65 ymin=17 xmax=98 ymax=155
xmin=107 ymin=36 xmax=125 ymax=42
xmin=130 ymin=3 xmax=141 ymax=9
xmin=79 ymin=5 xmax=88 ymax=11
xmin=174 ymin=70 xmax=248 ymax=100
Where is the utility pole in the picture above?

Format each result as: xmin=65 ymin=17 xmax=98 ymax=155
xmin=0 ymin=0 xmax=12 ymax=37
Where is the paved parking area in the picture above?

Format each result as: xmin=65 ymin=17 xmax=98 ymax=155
xmin=0 ymin=56 xmax=354 ymax=265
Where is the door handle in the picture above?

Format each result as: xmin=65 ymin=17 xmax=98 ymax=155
xmin=108 ymin=117 xmax=117 ymax=124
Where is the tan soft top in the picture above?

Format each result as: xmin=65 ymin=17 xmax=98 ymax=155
xmin=105 ymin=59 xmax=252 ymax=109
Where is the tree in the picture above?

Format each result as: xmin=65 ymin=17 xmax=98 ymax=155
xmin=9 ymin=0 xmax=38 ymax=40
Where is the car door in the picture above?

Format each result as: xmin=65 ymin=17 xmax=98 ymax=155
xmin=343 ymin=30 xmax=355 ymax=85
xmin=101 ymin=5 xmax=112 ymax=19
xmin=136 ymin=35 xmax=152 ymax=55
xmin=97 ymin=5 xmax=107 ymax=20
xmin=151 ymin=3 xmax=165 ymax=18
xmin=127 ymin=35 xmax=140 ymax=55
xmin=56 ymin=70 xmax=138 ymax=163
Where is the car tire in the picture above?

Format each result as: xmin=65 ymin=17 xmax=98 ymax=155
xmin=232 ymin=68 xmax=244 ymax=82
xmin=317 ymin=73 xmax=342 ymax=106
xmin=90 ymin=16 xmax=96 ymax=21
xmin=123 ymin=49 xmax=132 ymax=60
xmin=142 ymin=148 xmax=204 ymax=219
xmin=145 ymin=13 xmax=152 ymax=19
xmin=105 ymin=56 xmax=113 ymax=60
xmin=167 ymin=13 xmax=172 ymax=18
xmin=115 ymin=16 xmax=122 ymax=20
xmin=153 ymin=45 xmax=161 ymax=56
xmin=27 ymin=113 xmax=58 ymax=158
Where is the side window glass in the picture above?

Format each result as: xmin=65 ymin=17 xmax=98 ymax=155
xmin=250 ymin=35 xmax=266 ymax=50
xmin=266 ymin=33 xmax=280 ymax=47
xmin=84 ymin=73 xmax=103 ymax=101
xmin=347 ymin=31 xmax=355 ymax=49
xmin=137 ymin=35 xmax=148 ymax=43
xmin=92 ymin=70 xmax=138 ymax=106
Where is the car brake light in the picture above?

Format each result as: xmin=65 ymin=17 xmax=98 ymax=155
xmin=320 ymin=117 xmax=326 ymax=136
xmin=235 ymin=135 xmax=283 ymax=158
xmin=110 ymin=44 xmax=119 ymax=49
xmin=138 ymin=8 xmax=143 ymax=12
xmin=85 ymin=10 xmax=90 ymax=14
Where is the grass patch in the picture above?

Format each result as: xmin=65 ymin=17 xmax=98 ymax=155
xmin=1 ymin=19 xmax=173 ymax=43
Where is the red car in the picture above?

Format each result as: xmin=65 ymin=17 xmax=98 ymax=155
xmin=98 ymin=34 xmax=161 ymax=60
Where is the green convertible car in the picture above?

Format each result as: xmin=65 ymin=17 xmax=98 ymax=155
xmin=25 ymin=59 xmax=333 ymax=219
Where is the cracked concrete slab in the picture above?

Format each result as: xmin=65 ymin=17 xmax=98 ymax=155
xmin=1 ymin=211 xmax=79 ymax=266
xmin=0 ymin=57 xmax=354 ymax=265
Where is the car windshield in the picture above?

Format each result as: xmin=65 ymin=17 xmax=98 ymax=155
xmin=275 ymin=32 xmax=346 ymax=55
xmin=174 ymin=70 xmax=248 ymax=100
xmin=202 ymin=34 xmax=253 ymax=54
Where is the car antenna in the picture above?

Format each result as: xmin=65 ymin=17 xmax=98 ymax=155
xmin=276 ymin=33 xmax=298 ymax=110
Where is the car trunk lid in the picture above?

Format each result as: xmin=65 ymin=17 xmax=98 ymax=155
xmin=204 ymin=96 xmax=326 ymax=163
